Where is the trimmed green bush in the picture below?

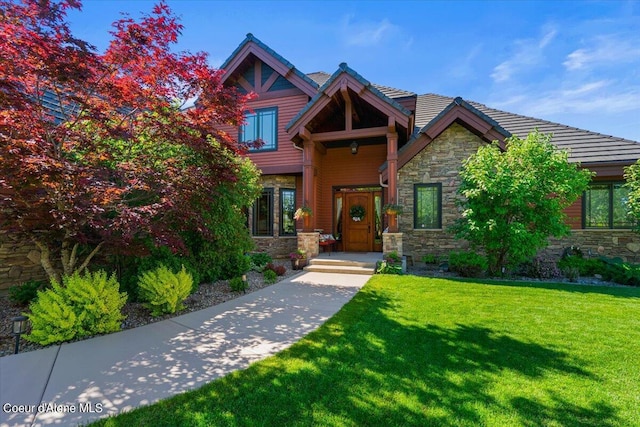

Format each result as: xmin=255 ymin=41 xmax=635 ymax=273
xmin=249 ymin=252 xmax=273 ymax=271
xmin=449 ymin=251 xmax=488 ymax=277
xmin=25 ymin=271 xmax=127 ymax=346
xmin=8 ymin=279 xmax=43 ymax=306
xmin=138 ymin=264 xmax=193 ymax=316
xmin=421 ymin=254 xmax=438 ymax=265
xmin=229 ymin=276 xmax=248 ymax=293
xmin=263 ymin=269 xmax=277 ymax=284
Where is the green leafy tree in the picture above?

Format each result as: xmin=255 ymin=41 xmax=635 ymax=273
xmin=624 ymin=163 xmax=640 ymax=228
xmin=452 ymin=131 xmax=592 ymax=275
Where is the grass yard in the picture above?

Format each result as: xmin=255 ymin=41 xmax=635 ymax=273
xmin=94 ymin=276 xmax=640 ymax=426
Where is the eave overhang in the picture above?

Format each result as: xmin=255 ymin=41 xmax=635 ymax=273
xmin=379 ymin=97 xmax=511 ymax=180
xmin=285 ymin=63 xmax=412 ymax=140
xmin=220 ymin=33 xmax=318 ymax=97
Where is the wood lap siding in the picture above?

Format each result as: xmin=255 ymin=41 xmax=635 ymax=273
xmin=564 ymin=198 xmax=583 ymax=229
xmin=244 ymin=95 xmax=308 ymax=171
xmin=317 ymin=144 xmax=387 ymax=233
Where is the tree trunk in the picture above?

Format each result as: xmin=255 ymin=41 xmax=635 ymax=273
xmin=32 ymin=239 xmax=60 ymax=284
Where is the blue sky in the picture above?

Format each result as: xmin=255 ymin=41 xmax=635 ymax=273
xmin=67 ymin=1 xmax=640 ymax=141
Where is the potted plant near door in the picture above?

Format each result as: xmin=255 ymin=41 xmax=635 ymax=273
xmin=290 ymin=249 xmax=307 ymax=270
xmin=294 ymin=205 xmax=313 ymax=232
xmin=383 ymin=203 xmax=403 ymax=233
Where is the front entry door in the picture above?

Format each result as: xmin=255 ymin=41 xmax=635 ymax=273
xmin=344 ymin=192 xmax=373 ymax=252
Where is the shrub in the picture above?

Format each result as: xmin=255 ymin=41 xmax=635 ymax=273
xmin=421 ymin=254 xmax=438 ymax=265
xmin=8 ymin=279 xmax=43 ymax=306
xmin=518 ymin=256 xmax=562 ymax=280
xmin=449 ymin=251 xmax=487 ymax=277
xmin=115 ymin=245 xmax=200 ymax=302
xmin=376 ymin=261 xmax=402 ymax=275
xmin=599 ymin=257 xmax=640 ymax=287
xmin=385 ymin=251 xmax=402 ymax=265
xmin=557 ymin=256 xmax=604 ymax=277
xmin=265 ymin=262 xmax=286 ymax=276
xmin=249 ymin=252 xmax=273 ymax=270
xmin=229 ymin=276 xmax=248 ymax=293
xmin=138 ymin=265 xmax=193 ymax=316
xmin=263 ymin=269 xmax=277 ymax=284
xmin=25 ymin=271 xmax=126 ymax=346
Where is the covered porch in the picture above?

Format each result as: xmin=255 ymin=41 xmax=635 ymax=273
xmin=287 ymin=64 xmax=414 ymax=258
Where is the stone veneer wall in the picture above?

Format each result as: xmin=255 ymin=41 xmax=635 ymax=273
xmin=250 ymin=175 xmax=299 ymax=258
xmin=397 ymin=123 xmax=479 ymax=259
xmin=397 ymin=123 xmax=640 ymax=263
xmin=0 ymin=233 xmax=48 ymax=289
xmin=544 ymin=230 xmax=640 ymax=263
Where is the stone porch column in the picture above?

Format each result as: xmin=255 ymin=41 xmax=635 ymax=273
xmin=298 ymin=232 xmax=320 ymax=258
xmin=383 ymin=232 xmax=403 ymax=257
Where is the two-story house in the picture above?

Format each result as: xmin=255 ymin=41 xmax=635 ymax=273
xmin=222 ymin=34 xmax=640 ymax=262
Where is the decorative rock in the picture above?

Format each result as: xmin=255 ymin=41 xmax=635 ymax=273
xmin=27 ymin=250 xmax=41 ymax=264
xmin=8 ymin=265 xmax=22 ymax=279
xmin=627 ymin=243 xmax=640 ymax=253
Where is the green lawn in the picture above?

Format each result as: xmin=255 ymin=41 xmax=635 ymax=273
xmin=95 ymin=276 xmax=640 ymax=427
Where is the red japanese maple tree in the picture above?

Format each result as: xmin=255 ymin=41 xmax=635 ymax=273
xmin=0 ymin=0 xmax=252 ymax=282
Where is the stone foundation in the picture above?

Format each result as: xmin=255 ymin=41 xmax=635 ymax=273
xmin=383 ymin=232 xmax=403 ymax=257
xmin=252 ymin=236 xmax=298 ymax=259
xmin=297 ymin=232 xmax=319 ymax=258
xmin=0 ymin=233 xmax=48 ymax=289
xmin=544 ymin=230 xmax=640 ymax=263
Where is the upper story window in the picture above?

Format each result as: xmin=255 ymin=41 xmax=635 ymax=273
xmin=241 ymin=107 xmax=277 ymax=152
xmin=414 ymin=183 xmax=442 ymax=229
xmin=583 ymin=182 xmax=633 ymax=229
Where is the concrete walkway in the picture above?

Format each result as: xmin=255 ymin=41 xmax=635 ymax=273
xmin=0 ymin=272 xmax=369 ymax=427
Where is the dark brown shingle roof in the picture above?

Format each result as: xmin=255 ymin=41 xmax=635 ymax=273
xmin=307 ymin=71 xmax=416 ymax=100
xmin=415 ymin=94 xmax=640 ymax=165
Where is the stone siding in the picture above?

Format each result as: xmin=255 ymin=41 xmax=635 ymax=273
xmin=544 ymin=230 xmax=640 ymax=263
xmin=250 ymin=175 xmax=299 ymax=258
xmin=397 ymin=123 xmax=640 ymax=263
xmin=297 ymin=232 xmax=320 ymax=259
xmin=398 ymin=123 xmax=480 ymax=259
xmin=382 ymin=233 xmax=403 ymax=257
xmin=0 ymin=233 xmax=48 ymax=289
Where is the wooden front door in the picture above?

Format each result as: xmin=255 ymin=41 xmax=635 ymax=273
xmin=344 ymin=192 xmax=373 ymax=252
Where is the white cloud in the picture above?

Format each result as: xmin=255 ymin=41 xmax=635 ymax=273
xmin=563 ymin=35 xmax=640 ymax=70
xmin=341 ymin=15 xmax=397 ymax=47
xmin=493 ymin=80 xmax=640 ymax=117
xmin=491 ymin=26 xmax=558 ymax=82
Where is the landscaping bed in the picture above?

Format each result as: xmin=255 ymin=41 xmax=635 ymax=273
xmin=0 ymin=260 xmax=298 ymax=358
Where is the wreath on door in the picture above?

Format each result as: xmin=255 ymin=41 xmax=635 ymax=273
xmin=349 ymin=204 xmax=366 ymax=222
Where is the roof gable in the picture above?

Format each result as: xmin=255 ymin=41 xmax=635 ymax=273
xmin=380 ymin=97 xmax=510 ymax=176
xmin=220 ymin=33 xmax=318 ymax=97
xmin=414 ymin=94 xmax=640 ymax=166
xmin=286 ymin=63 xmax=411 ymax=137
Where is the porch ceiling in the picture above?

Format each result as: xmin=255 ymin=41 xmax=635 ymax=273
xmin=286 ymin=63 xmax=411 ymax=144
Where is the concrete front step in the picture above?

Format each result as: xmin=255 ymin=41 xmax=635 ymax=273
xmin=304 ymin=258 xmax=377 ymax=275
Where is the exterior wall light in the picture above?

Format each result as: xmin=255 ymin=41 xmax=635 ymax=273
xmin=12 ymin=315 xmax=28 ymax=354
xmin=350 ymin=141 xmax=358 ymax=155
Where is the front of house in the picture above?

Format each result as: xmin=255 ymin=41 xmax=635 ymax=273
xmin=222 ymin=34 xmax=640 ymax=262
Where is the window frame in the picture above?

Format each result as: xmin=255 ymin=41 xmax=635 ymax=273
xmin=280 ymin=188 xmax=296 ymax=236
xmin=241 ymin=107 xmax=278 ymax=153
xmin=582 ymin=181 xmax=632 ymax=229
xmin=252 ymin=188 xmax=274 ymax=236
xmin=413 ymin=183 xmax=442 ymax=229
